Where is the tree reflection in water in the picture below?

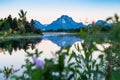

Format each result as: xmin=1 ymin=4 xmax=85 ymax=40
xmin=0 ymin=38 xmax=42 ymax=55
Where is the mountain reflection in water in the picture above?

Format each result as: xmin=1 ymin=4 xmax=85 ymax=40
xmin=42 ymin=35 xmax=82 ymax=47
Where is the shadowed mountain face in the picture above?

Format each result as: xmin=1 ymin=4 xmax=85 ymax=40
xmin=45 ymin=15 xmax=84 ymax=30
xmin=96 ymin=20 xmax=111 ymax=27
xmin=34 ymin=15 xmax=84 ymax=31
xmin=34 ymin=15 xmax=111 ymax=31
xmin=34 ymin=20 xmax=45 ymax=31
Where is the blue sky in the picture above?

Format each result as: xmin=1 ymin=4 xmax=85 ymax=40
xmin=0 ymin=0 xmax=120 ymax=24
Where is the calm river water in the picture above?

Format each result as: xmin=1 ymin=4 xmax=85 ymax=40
xmin=0 ymin=32 xmax=110 ymax=80
xmin=0 ymin=32 xmax=82 ymax=75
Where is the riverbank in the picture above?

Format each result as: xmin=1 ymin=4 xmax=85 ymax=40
xmin=0 ymin=33 xmax=42 ymax=41
xmin=43 ymin=32 xmax=80 ymax=36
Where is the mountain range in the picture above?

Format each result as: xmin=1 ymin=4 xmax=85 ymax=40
xmin=34 ymin=15 xmax=111 ymax=31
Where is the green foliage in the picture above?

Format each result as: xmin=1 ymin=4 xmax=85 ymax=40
xmin=12 ymin=18 xmax=18 ymax=31
xmin=18 ymin=10 xmax=27 ymax=19
xmin=0 ymin=10 xmax=42 ymax=37
xmin=67 ymin=43 xmax=106 ymax=80
xmin=110 ymin=23 xmax=120 ymax=42
xmin=9 ymin=42 xmax=107 ymax=80
xmin=76 ymin=14 xmax=120 ymax=80
xmin=80 ymin=28 xmax=87 ymax=38
xmin=11 ymin=48 xmax=67 ymax=80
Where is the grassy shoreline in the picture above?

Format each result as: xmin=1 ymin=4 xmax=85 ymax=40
xmin=0 ymin=33 xmax=42 ymax=41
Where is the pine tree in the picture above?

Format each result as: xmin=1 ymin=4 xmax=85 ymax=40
xmin=18 ymin=9 xmax=27 ymax=34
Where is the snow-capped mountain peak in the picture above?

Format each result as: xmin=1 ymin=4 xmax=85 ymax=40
xmin=61 ymin=19 xmax=66 ymax=24
xmin=44 ymin=15 xmax=84 ymax=30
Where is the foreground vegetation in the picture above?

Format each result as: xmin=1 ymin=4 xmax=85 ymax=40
xmin=0 ymin=13 xmax=120 ymax=80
